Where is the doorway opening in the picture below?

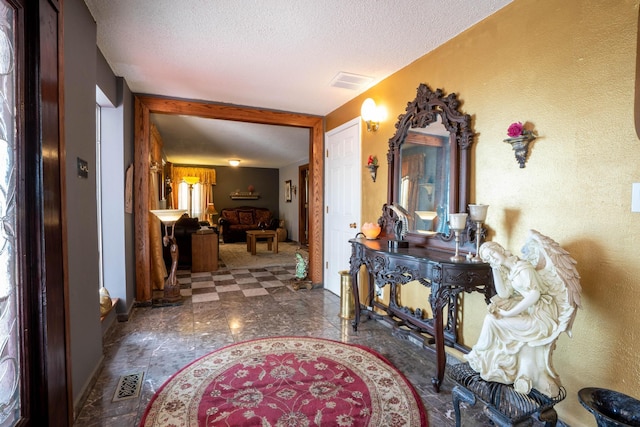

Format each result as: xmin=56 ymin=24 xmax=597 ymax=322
xmin=133 ymin=95 xmax=324 ymax=303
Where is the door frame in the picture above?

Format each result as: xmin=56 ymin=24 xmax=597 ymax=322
xmin=298 ymin=163 xmax=309 ymax=245
xmin=134 ymin=95 xmax=324 ymax=302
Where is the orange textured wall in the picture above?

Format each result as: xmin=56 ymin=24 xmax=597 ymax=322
xmin=326 ymin=0 xmax=640 ymax=424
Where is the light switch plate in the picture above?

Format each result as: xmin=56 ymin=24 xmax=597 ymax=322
xmin=632 ymin=183 xmax=640 ymax=212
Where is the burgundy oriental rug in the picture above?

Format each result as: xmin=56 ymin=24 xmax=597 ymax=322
xmin=140 ymin=336 xmax=428 ymax=426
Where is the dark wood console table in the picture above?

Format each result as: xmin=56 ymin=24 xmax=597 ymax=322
xmin=349 ymin=237 xmax=494 ymax=392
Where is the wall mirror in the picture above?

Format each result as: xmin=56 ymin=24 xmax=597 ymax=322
xmin=385 ymin=83 xmax=474 ymax=250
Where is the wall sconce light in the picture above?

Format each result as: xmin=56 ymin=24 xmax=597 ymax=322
xmin=421 ymin=183 xmax=434 ymax=202
xmin=228 ymin=159 xmax=241 ymax=167
xmin=366 ymin=155 xmax=379 ymax=182
xmin=361 ymin=98 xmax=382 ymax=132
xmin=504 ymin=122 xmax=537 ymax=168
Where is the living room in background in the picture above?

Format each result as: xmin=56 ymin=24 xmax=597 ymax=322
xmin=133 ymin=96 xmax=324 ymax=303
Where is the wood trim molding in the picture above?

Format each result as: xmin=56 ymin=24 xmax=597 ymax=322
xmin=298 ymin=163 xmax=309 ymax=245
xmin=134 ymin=95 xmax=324 ymax=303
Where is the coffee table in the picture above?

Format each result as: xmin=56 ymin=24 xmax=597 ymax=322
xmin=246 ymin=230 xmax=278 ymax=255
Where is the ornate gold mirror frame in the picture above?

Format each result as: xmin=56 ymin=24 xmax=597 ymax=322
xmin=134 ymin=95 xmax=324 ymax=303
xmin=383 ymin=84 xmax=475 ymax=251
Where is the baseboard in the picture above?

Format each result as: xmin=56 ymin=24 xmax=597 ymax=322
xmin=116 ymin=297 xmax=136 ymax=322
xmin=72 ymin=353 xmax=105 ymax=421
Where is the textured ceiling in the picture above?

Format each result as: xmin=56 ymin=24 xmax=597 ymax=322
xmin=86 ymin=0 xmax=512 ymax=167
xmin=151 ymin=114 xmax=311 ymax=168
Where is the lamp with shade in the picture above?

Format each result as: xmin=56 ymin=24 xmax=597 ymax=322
xmin=150 ymin=209 xmax=187 ymax=305
xmin=182 ymin=176 xmax=200 ymax=217
xmin=206 ymin=203 xmax=218 ymax=226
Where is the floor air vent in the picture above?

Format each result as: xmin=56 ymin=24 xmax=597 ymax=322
xmin=112 ymin=372 xmax=144 ymax=402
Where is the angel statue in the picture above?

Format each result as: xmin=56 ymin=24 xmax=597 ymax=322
xmin=465 ymin=230 xmax=582 ymax=397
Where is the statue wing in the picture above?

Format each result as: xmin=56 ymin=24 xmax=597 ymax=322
xmin=521 ymin=230 xmax=582 ymax=340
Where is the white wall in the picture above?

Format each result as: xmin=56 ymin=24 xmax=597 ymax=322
xmin=100 ymin=77 xmax=135 ymax=317
xmin=64 ymin=0 xmax=103 ymax=407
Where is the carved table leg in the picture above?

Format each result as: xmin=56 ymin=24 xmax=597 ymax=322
xmin=431 ymin=314 xmax=445 ymax=391
xmin=351 ymin=268 xmax=360 ymax=331
xmin=430 ymin=287 xmax=447 ymax=392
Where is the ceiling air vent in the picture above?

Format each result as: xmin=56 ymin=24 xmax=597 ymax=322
xmin=330 ymin=72 xmax=374 ymax=90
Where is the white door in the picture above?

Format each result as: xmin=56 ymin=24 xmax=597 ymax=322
xmin=324 ymin=118 xmax=361 ymax=295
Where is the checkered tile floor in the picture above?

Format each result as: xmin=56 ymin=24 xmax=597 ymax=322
xmin=176 ymin=265 xmax=298 ymax=303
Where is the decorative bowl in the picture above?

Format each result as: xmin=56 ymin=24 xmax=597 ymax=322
xmin=361 ymin=222 xmax=381 ymax=240
xmin=578 ymin=387 xmax=640 ymax=427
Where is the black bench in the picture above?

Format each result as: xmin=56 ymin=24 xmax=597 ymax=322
xmin=448 ymin=362 xmax=566 ymax=427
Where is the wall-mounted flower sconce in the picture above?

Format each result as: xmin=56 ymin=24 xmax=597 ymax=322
xmin=504 ymin=122 xmax=537 ymax=168
xmin=366 ymin=155 xmax=379 ymax=182
xmin=361 ymin=98 xmax=384 ymax=132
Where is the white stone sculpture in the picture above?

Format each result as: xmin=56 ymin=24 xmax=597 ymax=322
xmin=465 ymin=230 xmax=582 ymax=397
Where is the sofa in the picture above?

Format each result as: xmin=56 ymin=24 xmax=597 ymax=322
xmin=162 ymin=215 xmax=214 ymax=268
xmin=218 ymin=206 xmax=277 ymax=243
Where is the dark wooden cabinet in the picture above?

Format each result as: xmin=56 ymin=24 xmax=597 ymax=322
xmin=191 ymin=231 xmax=219 ymax=272
xmin=350 ymin=238 xmax=494 ymax=392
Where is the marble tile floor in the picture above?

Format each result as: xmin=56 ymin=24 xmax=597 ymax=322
xmin=73 ymin=264 xmax=547 ymax=426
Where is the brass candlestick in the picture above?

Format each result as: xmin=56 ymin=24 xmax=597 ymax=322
xmin=468 ymin=204 xmax=489 ymax=263
xmin=449 ymin=213 xmax=468 ymax=262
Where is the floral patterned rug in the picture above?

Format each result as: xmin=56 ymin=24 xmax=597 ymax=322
xmin=140 ymin=337 xmax=428 ymax=426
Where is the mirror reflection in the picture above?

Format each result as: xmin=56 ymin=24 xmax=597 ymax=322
xmin=397 ymin=116 xmax=450 ymax=236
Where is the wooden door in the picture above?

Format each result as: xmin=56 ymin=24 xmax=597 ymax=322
xmin=323 ymin=118 xmax=361 ymax=296
xmin=0 ymin=0 xmax=70 ymax=424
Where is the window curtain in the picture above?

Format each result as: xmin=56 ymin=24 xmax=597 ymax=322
xmin=170 ymin=165 xmax=216 ymax=219
xmin=401 ymin=153 xmax=425 ymax=229
xmin=199 ymin=182 xmax=211 ymax=221
xmin=176 ymin=182 xmax=211 ymax=220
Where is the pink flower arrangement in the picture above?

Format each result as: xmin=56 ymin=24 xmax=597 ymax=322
xmin=367 ymin=155 xmax=378 ymax=166
xmin=507 ymin=122 xmax=525 ymax=137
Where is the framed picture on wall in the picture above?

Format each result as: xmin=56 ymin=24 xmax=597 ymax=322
xmin=285 ymin=180 xmax=292 ymax=202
